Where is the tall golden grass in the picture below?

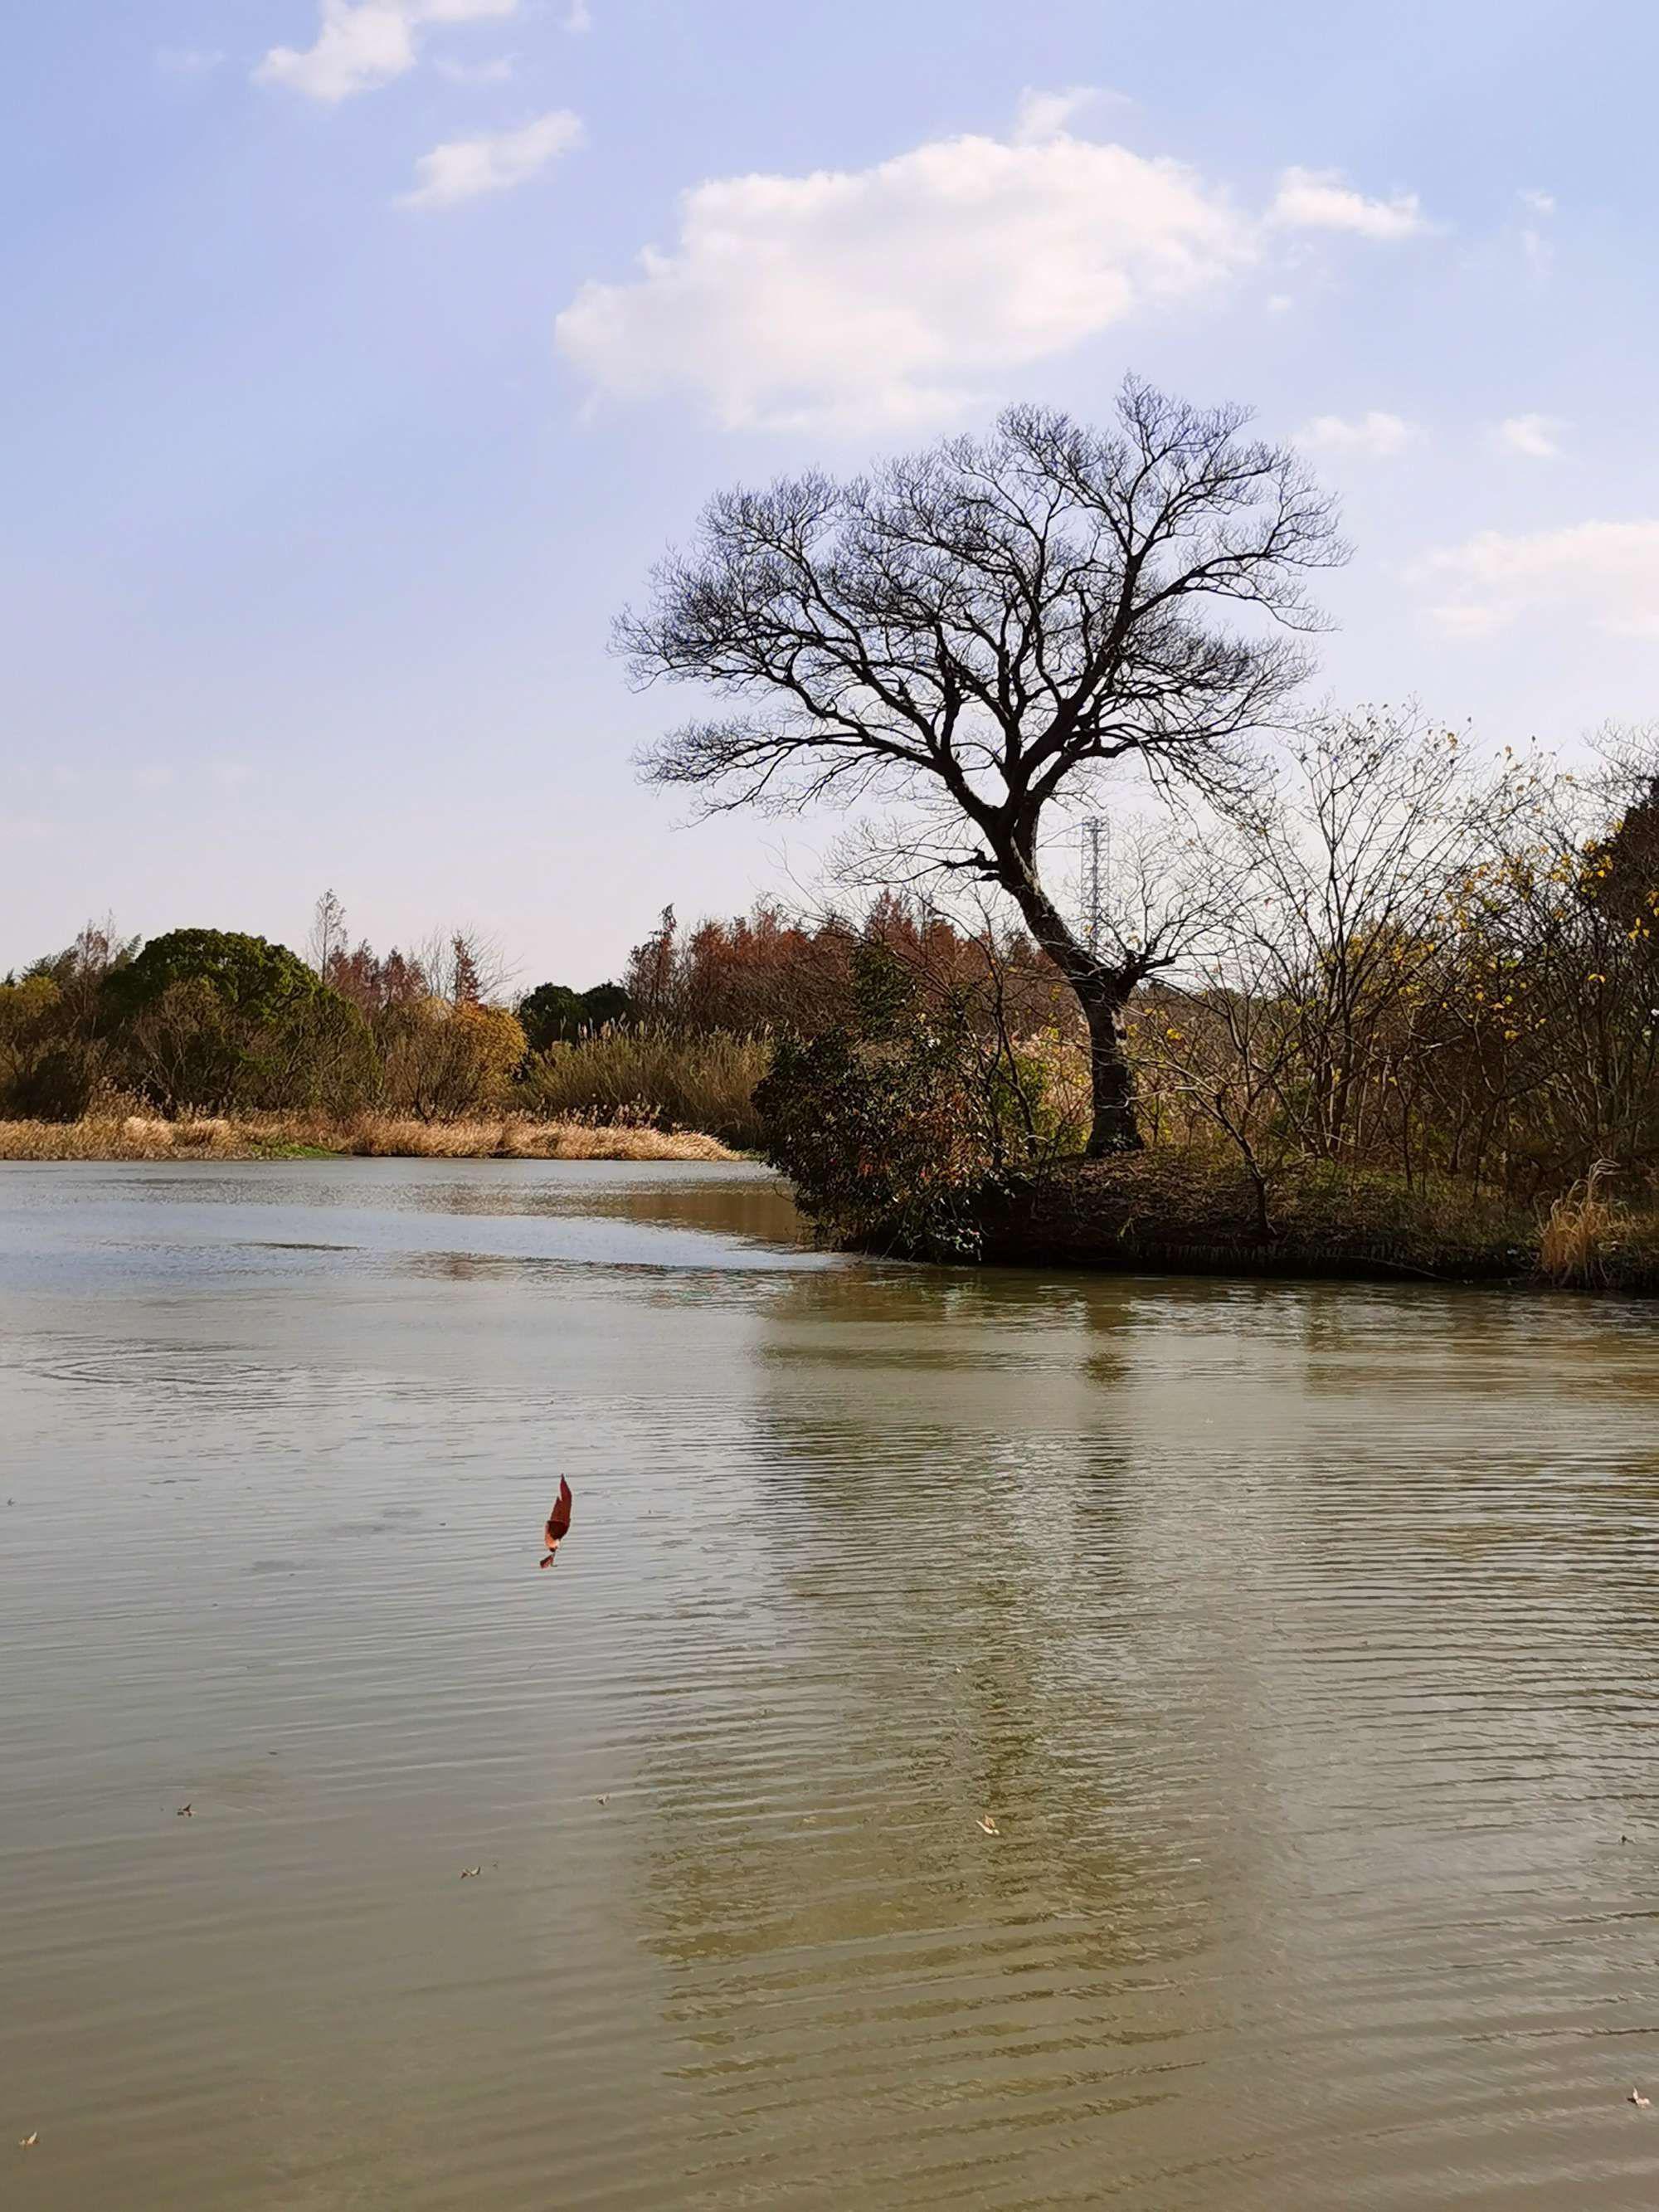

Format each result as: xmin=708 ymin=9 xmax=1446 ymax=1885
xmin=1538 ymin=1161 xmax=1623 ymax=1286
xmin=518 ymin=1027 xmax=771 ymax=1147
xmin=0 ymin=1112 xmax=736 ymax=1163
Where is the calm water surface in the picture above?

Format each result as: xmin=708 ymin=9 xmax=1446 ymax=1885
xmin=2 ymin=1159 xmax=1658 ymax=2209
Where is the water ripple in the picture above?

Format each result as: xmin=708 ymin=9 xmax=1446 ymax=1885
xmin=1 ymin=1162 xmax=1657 ymax=2208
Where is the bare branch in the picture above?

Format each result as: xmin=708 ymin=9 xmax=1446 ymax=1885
xmin=619 ymin=376 xmax=1345 ymax=1152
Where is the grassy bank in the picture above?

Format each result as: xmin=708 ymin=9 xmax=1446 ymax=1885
xmin=0 ymin=1112 xmax=737 ymax=1164
xmin=975 ymin=1154 xmax=1659 ymax=1295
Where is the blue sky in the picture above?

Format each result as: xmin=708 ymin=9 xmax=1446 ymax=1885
xmin=4 ymin=1 xmax=1657 ymax=986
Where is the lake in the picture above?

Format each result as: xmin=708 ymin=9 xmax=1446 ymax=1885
xmin=2 ymin=1159 xmax=1657 ymax=2209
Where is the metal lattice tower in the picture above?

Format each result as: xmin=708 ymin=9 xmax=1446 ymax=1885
xmin=1081 ymin=820 xmax=1108 ymax=957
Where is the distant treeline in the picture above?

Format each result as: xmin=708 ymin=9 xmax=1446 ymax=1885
xmin=1 ymin=922 xmax=533 ymax=1126
xmin=0 ymin=894 xmax=1031 ymax=1150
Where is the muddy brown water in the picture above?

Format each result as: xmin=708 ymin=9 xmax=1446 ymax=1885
xmin=2 ymin=1159 xmax=1657 ymax=2210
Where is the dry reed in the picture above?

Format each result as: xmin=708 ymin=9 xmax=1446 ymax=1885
xmin=0 ymin=1112 xmax=737 ymax=1164
xmin=1538 ymin=1161 xmax=1624 ymax=1286
xmin=517 ymin=1028 xmax=771 ymax=1148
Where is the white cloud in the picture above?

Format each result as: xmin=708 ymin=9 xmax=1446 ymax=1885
xmin=1419 ymin=521 xmax=1659 ymax=641
xmin=1495 ymin=412 xmax=1566 ymax=460
xmin=564 ymin=0 xmax=592 ymax=28
xmin=256 ymin=3 xmax=417 ymax=99
xmin=255 ymin=0 xmax=518 ymax=102
xmin=1295 ymin=410 xmax=1420 ymax=458
xmin=557 ymin=124 xmax=1254 ymax=432
xmin=401 ymin=109 xmax=584 ymax=208
xmin=1519 ymin=187 xmax=1556 ymax=215
xmin=1270 ymin=165 xmax=1429 ymax=240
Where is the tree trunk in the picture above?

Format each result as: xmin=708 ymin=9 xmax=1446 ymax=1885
xmin=996 ymin=856 xmax=1145 ymax=1159
xmin=1079 ymin=983 xmax=1142 ymax=1157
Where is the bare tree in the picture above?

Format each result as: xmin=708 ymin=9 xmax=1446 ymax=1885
xmin=625 ymin=905 xmax=679 ymax=1021
xmin=618 ymin=378 xmax=1345 ymax=1152
xmin=1133 ymin=711 xmax=1563 ymax=1198
xmin=309 ymin=889 xmax=348 ymax=979
xmin=415 ymin=926 xmax=512 ymax=1008
xmin=1229 ymin=708 xmax=1520 ymax=1162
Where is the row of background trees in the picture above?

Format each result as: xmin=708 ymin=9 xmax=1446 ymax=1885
xmin=0 ymin=914 xmax=542 ymax=1126
xmin=0 ymin=885 xmax=1037 ymax=1143
xmin=3 ymin=699 xmax=1657 ymax=1209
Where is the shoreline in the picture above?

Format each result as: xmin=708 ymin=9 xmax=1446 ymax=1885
xmin=0 ymin=1113 xmax=737 ymax=1165
xmin=971 ymin=1157 xmax=1659 ymax=1298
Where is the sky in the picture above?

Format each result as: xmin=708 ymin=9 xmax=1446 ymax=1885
xmin=4 ymin=0 xmax=1657 ymax=987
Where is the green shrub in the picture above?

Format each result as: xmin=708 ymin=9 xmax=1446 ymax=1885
xmin=5 ymin=1040 xmax=105 ymax=1120
xmin=754 ymin=947 xmax=1072 ymax=1258
xmin=101 ymin=933 xmax=375 ymax=1114
xmin=517 ymin=982 xmax=636 ymax=1052
xmin=0 ymin=977 xmax=106 ymax=1119
xmin=102 ymin=928 xmax=321 ymax=1027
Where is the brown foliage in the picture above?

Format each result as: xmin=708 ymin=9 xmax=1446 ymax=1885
xmin=623 ymin=892 xmax=1067 ymax=1040
xmin=377 ymin=1000 xmax=528 ymax=1120
xmin=322 ymin=942 xmax=430 ymax=1013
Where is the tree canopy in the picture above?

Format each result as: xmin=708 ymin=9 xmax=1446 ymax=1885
xmin=102 ymin=928 xmax=323 ymax=1026
xmin=517 ymin=980 xmax=635 ymax=1053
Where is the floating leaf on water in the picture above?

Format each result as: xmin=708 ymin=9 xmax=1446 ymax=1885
xmin=977 ymin=1815 xmax=1000 ymax=1836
